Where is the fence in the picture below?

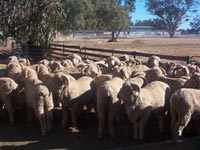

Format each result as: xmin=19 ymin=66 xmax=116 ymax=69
xmin=49 ymin=43 xmax=195 ymax=64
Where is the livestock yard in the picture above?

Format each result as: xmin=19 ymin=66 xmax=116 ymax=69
xmin=1 ymin=36 xmax=200 ymax=150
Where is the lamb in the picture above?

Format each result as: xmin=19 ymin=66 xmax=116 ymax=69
xmin=0 ymin=77 xmax=18 ymax=125
xmin=170 ymin=88 xmax=200 ymax=140
xmin=97 ymin=77 xmax=124 ymax=138
xmin=20 ymin=68 xmax=54 ymax=136
xmin=118 ymin=81 xmax=171 ymax=141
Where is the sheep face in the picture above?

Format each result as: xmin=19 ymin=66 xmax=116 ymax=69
xmin=118 ymin=83 xmax=140 ymax=107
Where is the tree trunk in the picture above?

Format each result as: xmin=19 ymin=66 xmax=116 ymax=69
xmin=108 ymin=31 xmax=118 ymax=42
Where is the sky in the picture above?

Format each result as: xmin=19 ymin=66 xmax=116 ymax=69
xmin=131 ymin=0 xmax=200 ymax=29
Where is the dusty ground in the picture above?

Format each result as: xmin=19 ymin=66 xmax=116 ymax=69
xmin=1 ymin=36 xmax=200 ymax=150
xmin=53 ymin=36 xmax=200 ymax=63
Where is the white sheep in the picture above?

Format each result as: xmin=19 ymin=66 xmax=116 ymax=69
xmin=97 ymin=77 xmax=124 ymax=138
xmin=20 ymin=68 xmax=54 ymax=136
xmin=118 ymin=81 xmax=171 ymax=141
xmin=170 ymin=88 xmax=200 ymax=140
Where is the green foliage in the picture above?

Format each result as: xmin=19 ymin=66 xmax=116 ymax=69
xmin=190 ymin=17 xmax=200 ymax=34
xmin=145 ymin=0 xmax=197 ymax=38
xmin=0 ymin=0 xmax=65 ymax=46
xmin=135 ymin=19 xmax=165 ymax=29
xmin=94 ymin=0 xmax=134 ymax=41
xmin=62 ymin=0 xmax=96 ymax=30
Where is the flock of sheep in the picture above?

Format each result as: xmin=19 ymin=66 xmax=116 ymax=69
xmin=0 ymin=53 xmax=200 ymax=141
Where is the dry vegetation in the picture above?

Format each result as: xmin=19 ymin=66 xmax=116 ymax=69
xmin=53 ymin=36 xmax=200 ymax=63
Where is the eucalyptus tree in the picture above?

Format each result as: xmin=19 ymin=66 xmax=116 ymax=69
xmin=95 ymin=0 xmax=136 ymax=42
xmin=145 ymin=0 xmax=197 ymax=38
xmin=0 ymin=0 xmax=65 ymax=46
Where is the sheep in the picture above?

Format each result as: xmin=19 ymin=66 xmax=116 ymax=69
xmin=7 ymin=62 xmax=24 ymax=84
xmin=18 ymin=58 xmax=31 ymax=66
xmin=94 ymin=74 xmax=113 ymax=88
xmin=59 ymin=75 xmax=96 ymax=133
xmin=146 ymin=67 xmax=187 ymax=93
xmin=7 ymin=56 xmax=19 ymax=64
xmin=80 ymin=63 xmax=102 ymax=78
xmin=112 ymin=65 xmax=149 ymax=80
xmin=0 ymin=77 xmax=18 ymax=125
xmin=20 ymin=68 xmax=54 ymax=136
xmin=147 ymin=55 xmax=161 ymax=68
xmin=118 ymin=81 xmax=171 ymax=141
xmin=184 ymin=72 xmax=200 ymax=89
xmin=97 ymin=77 xmax=124 ymax=138
xmin=66 ymin=54 xmax=82 ymax=67
xmin=172 ymin=65 xmax=191 ymax=79
xmin=170 ymin=88 xmax=200 ymax=140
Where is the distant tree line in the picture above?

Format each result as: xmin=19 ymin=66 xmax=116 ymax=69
xmin=0 ymin=0 xmax=199 ymax=46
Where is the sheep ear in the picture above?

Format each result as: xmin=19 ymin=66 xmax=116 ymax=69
xmin=131 ymin=84 xmax=140 ymax=94
xmin=35 ymin=65 xmax=40 ymax=73
xmin=183 ymin=67 xmax=190 ymax=76
xmin=160 ymin=67 xmax=167 ymax=76
xmin=122 ymin=68 xmax=130 ymax=79
xmin=7 ymin=63 xmax=14 ymax=70
xmin=61 ymin=75 xmax=71 ymax=85
xmin=81 ymin=65 xmax=89 ymax=74
xmin=19 ymin=63 xmax=25 ymax=70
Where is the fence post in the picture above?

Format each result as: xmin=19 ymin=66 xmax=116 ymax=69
xmin=62 ymin=44 xmax=65 ymax=59
xmin=112 ymin=49 xmax=115 ymax=56
xmin=132 ymin=51 xmax=136 ymax=58
xmin=187 ymin=56 xmax=192 ymax=64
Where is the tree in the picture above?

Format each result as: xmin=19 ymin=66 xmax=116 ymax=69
xmin=0 ymin=0 xmax=65 ymax=46
xmin=190 ymin=17 xmax=200 ymax=34
xmin=62 ymin=0 xmax=97 ymax=31
xmin=135 ymin=19 xmax=165 ymax=29
xmin=95 ymin=0 xmax=135 ymax=42
xmin=145 ymin=0 xmax=197 ymax=38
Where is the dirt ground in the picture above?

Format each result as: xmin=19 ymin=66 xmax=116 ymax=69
xmin=1 ymin=36 xmax=200 ymax=150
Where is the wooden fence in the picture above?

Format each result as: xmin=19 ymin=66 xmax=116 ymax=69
xmin=48 ymin=43 xmax=195 ymax=64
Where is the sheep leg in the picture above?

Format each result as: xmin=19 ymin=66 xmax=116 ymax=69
xmin=2 ymin=94 xmax=14 ymax=126
xmin=62 ymin=107 xmax=68 ymax=128
xmin=97 ymin=102 xmax=106 ymax=138
xmin=174 ymin=111 xmax=191 ymax=140
xmin=35 ymin=108 xmax=46 ymax=136
xmin=46 ymin=109 xmax=53 ymax=132
xmin=70 ymin=105 xmax=79 ymax=133
xmin=133 ymin=120 xmax=139 ymax=140
xmin=170 ymin=106 xmax=177 ymax=139
xmin=158 ymin=115 xmax=165 ymax=133
xmin=108 ymin=103 xmax=120 ymax=138
xmin=27 ymin=107 xmax=34 ymax=123
xmin=139 ymin=108 xmax=151 ymax=141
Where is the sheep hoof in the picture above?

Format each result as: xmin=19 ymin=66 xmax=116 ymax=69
xmin=69 ymin=127 xmax=80 ymax=133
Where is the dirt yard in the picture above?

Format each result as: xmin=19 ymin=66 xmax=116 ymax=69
xmin=1 ymin=36 xmax=200 ymax=150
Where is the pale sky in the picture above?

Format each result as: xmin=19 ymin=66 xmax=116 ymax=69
xmin=131 ymin=0 xmax=200 ymax=29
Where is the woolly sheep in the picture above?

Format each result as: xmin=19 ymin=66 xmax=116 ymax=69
xmin=20 ymin=68 xmax=54 ymax=136
xmin=170 ymin=88 xmax=200 ymax=140
xmin=97 ymin=77 xmax=124 ymax=138
xmin=118 ymin=81 xmax=171 ymax=141
xmin=0 ymin=77 xmax=18 ymax=125
xmin=59 ymin=75 xmax=96 ymax=133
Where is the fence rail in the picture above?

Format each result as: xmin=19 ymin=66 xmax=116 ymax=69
xmin=49 ymin=43 xmax=199 ymax=64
